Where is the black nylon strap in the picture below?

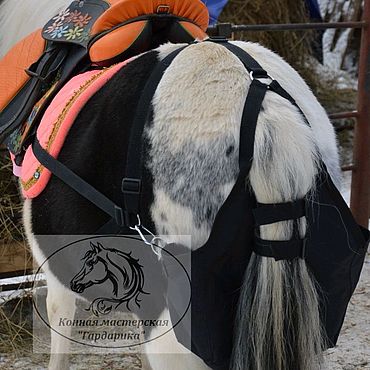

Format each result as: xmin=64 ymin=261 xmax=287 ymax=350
xmin=253 ymin=235 xmax=307 ymax=261
xmin=216 ymin=41 xmax=265 ymax=73
xmin=239 ymin=79 xmax=268 ymax=174
xmin=122 ymin=46 xmax=188 ymax=219
xmin=253 ymin=199 xmax=306 ymax=226
xmin=269 ymin=80 xmax=311 ymax=127
xmin=33 ymin=139 xmax=126 ymax=227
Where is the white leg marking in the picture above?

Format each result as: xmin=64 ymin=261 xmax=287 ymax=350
xmin=46 ymin=277 xmax=76 ymax=370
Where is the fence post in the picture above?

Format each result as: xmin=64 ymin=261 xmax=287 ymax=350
xmin=351 ymin=0 xmax=370 ymax=228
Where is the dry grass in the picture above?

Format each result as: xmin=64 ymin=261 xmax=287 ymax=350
xmin=0 ymin=154 xmax=30 ymax=355
xmin=0 ymin=152 xmax=24 ymax=244
xmin=0 ymin=295 xmax=33 ymax=355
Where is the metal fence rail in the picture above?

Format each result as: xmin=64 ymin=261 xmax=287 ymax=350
xmin=208 ymin=2 xmax=370 ymax=228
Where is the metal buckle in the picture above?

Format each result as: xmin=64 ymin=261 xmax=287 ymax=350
xmin=249 ymin=70 xmax=273 ymax=82
xmin=157 ymin=5 xmax=170 ymax=14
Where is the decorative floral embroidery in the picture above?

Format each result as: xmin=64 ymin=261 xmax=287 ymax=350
xmin=52 ymin=9 xmax=71 ymax=23
xmin=44 ymin=6 xmax=93 ymax=44
xmin=78 ymin=30 xmax=90 ymax=43
xmin=50 ymin=25 xmax=69 ymax=39
xmin=45 ymin=21 xmax=63 ymax=34
xmin=66 ymin=10 xmax=81 ymax=23
xmin=74 ymin=14 xmax=92 ymax=27
xmin=65 ymin=26 xmax=84 ymax=40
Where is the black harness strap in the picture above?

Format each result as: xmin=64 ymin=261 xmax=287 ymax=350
xmin=211 ymin=41 xmax=308 ymax=260
xmin=239 ymin=79 xmax=269 ymax=175
xmin=253 ymin=199 xmax=306 ymax=226
xmin=219 ymin=40 xmax=312 ymax=128
xmin=122 ymin=46 xmax=188 ymax=226
xmin=33 ymin=139 xmax=126 ymax=227
xmin=269 ymin=80 xmax=311 ymax=127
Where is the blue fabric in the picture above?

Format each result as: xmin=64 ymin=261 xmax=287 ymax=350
xmin=305 ymin=0 xmax=322 ymax=20
xmin=203 ymin=0 xmax=229 ymax=25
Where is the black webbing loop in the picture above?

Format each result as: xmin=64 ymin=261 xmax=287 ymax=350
xmin=33 ymin=139 xmax=127 ymax=227
xmin=122 ymin=46 xmax=188 ymax=219
xmin=253 ymin=199 xmax=306 ymax=226
xmin=253 ymin=235 xmax=307 ymax=261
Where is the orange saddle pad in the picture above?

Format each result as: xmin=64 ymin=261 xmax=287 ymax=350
xmin=0 ymin=29 xmax=46 ymax=114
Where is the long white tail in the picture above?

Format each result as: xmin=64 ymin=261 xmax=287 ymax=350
xmin=232 ymin=91 xmax=325 ymax=370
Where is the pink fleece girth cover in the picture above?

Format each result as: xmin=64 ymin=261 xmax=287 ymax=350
xmin=20 ymin=60 xmax=131 ymax=198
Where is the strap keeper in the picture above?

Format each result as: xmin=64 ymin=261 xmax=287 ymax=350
xmin=122 ymin=178 xmax=141 ymax=215
xmin=122 ymin=178 xmax=141 ymax=194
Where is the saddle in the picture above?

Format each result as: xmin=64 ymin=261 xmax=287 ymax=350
xmin=0 ymin=0 xmax=209 ymax=159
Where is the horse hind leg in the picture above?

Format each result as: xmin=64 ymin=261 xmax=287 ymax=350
xmin=46 ymin=275 xmax=76 ymax=370
xmin=46 ymin=277 xmax=76 ymax=370
xmin=23 ymin=199 xmax=76 ymax=370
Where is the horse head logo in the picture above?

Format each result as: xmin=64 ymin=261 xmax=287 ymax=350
xmin=70 ymin=242 xmax=148 ymax=316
